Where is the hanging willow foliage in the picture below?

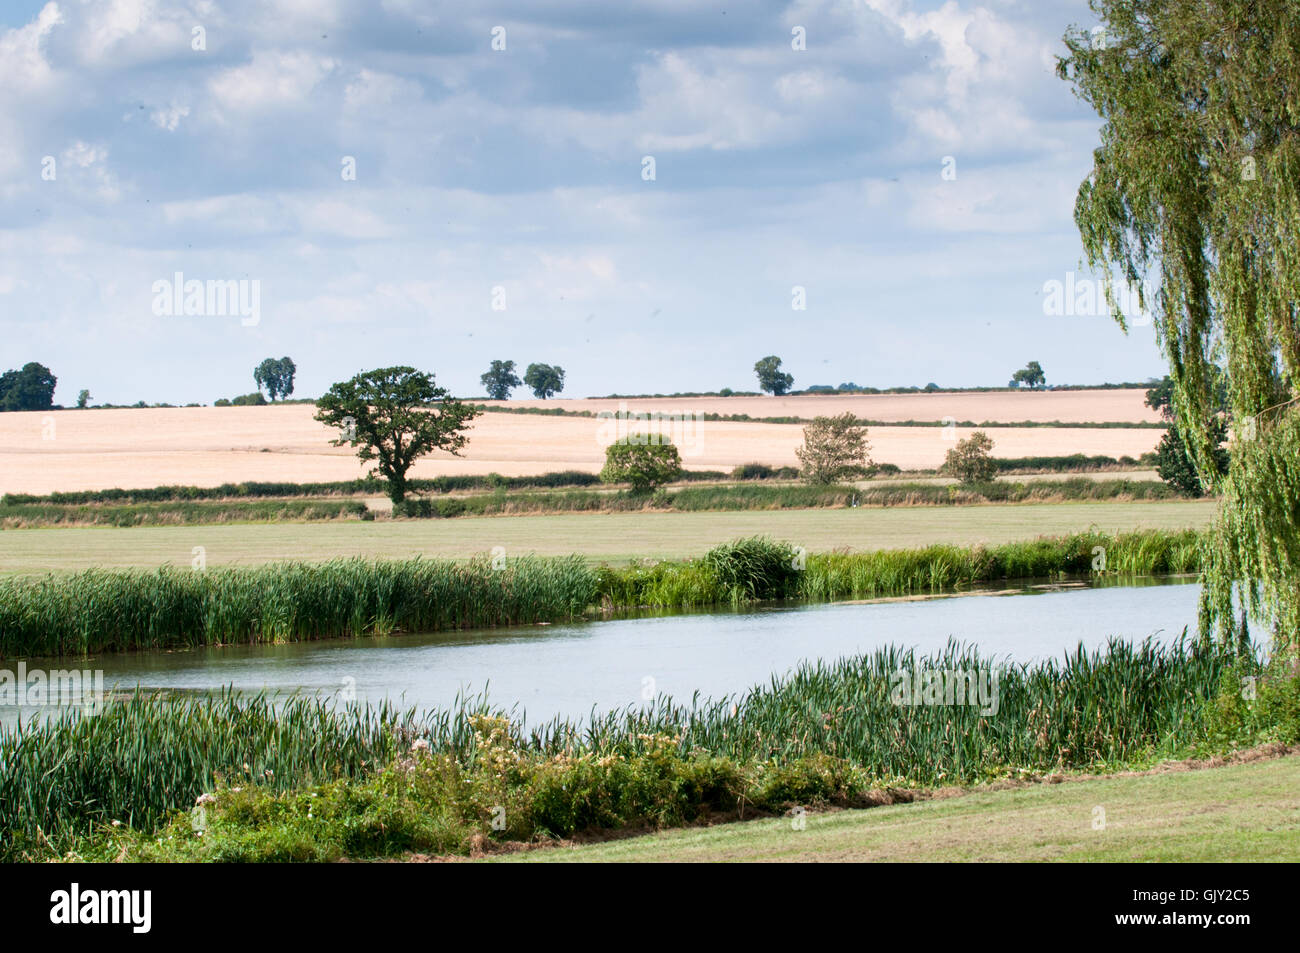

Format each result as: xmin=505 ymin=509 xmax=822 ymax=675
xmin=1059 ymin=0 xmax=1300 ymax=646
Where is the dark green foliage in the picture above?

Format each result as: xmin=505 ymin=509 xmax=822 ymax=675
xmin=1010 ymin=361 xmax=1045 ymax=389
xmin=254 ymin=357 xmax=296 ymax=401
xmin=480 ymin=360 xmax=522 ymax=400
xmin=315 ymin=367 xmax=480 ymax=503
xmin=0 ymin=362 xmax=57 ymax=411
xmin=753 ymin=355 xmax=794 ymax=395
xmin=1154 ymin=419 xmax=1230 ymax=497
xmin=523 ymin=363 xmax=565 ymax=399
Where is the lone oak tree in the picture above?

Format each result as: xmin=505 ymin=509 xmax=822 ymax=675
xmin=314 ymin=366 xmax=479 ymax=503
xmin=1060 ymin=0 xmax=1300 ymax=644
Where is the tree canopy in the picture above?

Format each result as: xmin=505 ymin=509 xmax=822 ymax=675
xmin=254 ymin=357 xmax=296 ymax=401
xmin=1010 ymin=361 xmax=1046 ymax=389
xmin=754 ymin=355 xmax=794 ymax=395
xmin=480 ymin=360 xmax=522 ymax=400
xmin=0 ymin=362 xmax=57 ymax=411
xmin=314 ymin=366 xmax=479 ymax=503
xmin=1060 ymin=0 xmax=1300 ymax=644
xmin=523 ymin=363 xmax=565 ymax=399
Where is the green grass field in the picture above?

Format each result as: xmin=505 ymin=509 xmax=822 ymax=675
xmin=0 ymin=500 xmax=1216 ymax=574
xmin=498 ymin=753 xmax=1300 ymax=863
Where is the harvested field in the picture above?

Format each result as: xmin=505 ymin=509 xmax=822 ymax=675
xmin=483 ymin=387 xmax=1164 ymax=424
xmin=0 ymin=402 xmax=1164 ymax=496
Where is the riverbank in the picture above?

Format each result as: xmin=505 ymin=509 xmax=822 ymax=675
xmin=494 ymin=746 xmax=1300 ymax=863
xmin=0 ymin=531 xmax=1203 ymax=657
xmin=14 ymin=638 xmax=1295 ymax=863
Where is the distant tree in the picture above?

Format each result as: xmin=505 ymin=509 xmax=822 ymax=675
xmin=254 ymin=357 xmax=297 ymax=401
xmin=524 ymin=363 xmax=565 ymax=399
xmin=76 ymin=389 xmax=90 ymax=409
xmin=924 ymin=382 xmax=940 ymax=392
xmin=942 ymin=431 xmax=997 ymax=484
xmin=480 ymin=360 xmax=522 ymax=400
xmin=754 ymin=355 xmax=794 ymax=395
xmin=230 ymin=392 xmax=267 ymax=406
xmin=0 ymin=362 xmax=57 ymax=411
xmin=600 ymin=438 xmax=682 ymax=492
xmin=1155 ymin=419 xmax=1229 ymax=497
xmin=1010 ymin=361 xmax=1046 ymax=389
xmin=1146 ymin=373 xmax=1229 ymax=420
xmin=796 ymin=413 xmax=874 ymax=484
xmin=314 ymin=366 xmax=480 ymax=503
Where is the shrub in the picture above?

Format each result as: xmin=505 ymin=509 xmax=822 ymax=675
xmin=599 ymin=439 xmax=683 ymax=492
xmin=942 ymin=431 xmax=996 ymax=484
xmin=701 ymin=537 xmax=801 ymax=601
xmin=796 ymin=413 xmax=874 ymax=484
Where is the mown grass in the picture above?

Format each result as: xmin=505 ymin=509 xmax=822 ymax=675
xmin=504 ymin=752 xmax=1300 ymax=863
xmin=391 ymin=478 xmax=1183 ymax=521
xmin=9 ymin=635 xmax=1286 ymax=863
xmin=0 ymin=531 xmax=1202 ymax=656
xmin=0 ymin=498 xmax=370 ymax=528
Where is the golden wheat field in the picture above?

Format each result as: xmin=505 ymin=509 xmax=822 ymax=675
xmin=0 ymin=391 xmax=1165 ymax=495
xmin=485 ymin=388 xmax=1164 ymax=424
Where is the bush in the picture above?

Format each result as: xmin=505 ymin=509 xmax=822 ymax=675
xmin=701 ymin=537 xmax=801 ymax=601
xmin=942 ymin=431 xmax=996 ymax=484
xmin=599 ymin=439 xmax=683 ymax=492
xmin=797 ymin=413 xmax=874 ymax=484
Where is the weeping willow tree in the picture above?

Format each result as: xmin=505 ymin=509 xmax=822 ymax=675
xmin=1059 ymin=0 xmax=1300 ymax=648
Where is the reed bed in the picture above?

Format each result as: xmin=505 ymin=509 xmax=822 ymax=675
xmin=598 ymin=530 xmax=1203 ymax=609
xmin=0 ymin=636 xmax=1237 ymax=860
xmin=0 ymin=556 xmax=599 ymax=657
xmin=0 ymin=532 xmax=1202 ymax=657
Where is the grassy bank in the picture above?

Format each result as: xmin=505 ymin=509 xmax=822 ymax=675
xmin=396 ymin=477 xmax=1184 ymax=519
xmin=504 ymin=750 xmax=1300 ymax=863
xmin=13 ymin=638 xmax=1296 ymax=863
xmin=3 ymin=477 xmax=1187 ymax=528
xmin=0 ymin=531 xmax=1201 ymax=657
xmin=0 ymin=502 xmax=1218 ymax=576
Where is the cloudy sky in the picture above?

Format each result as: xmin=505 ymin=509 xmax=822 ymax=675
xmin=0 ymin=0 xmax=1164 ymax=405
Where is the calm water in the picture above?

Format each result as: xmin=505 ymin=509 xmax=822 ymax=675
xmin=2 ymin=578 xmax=1201 ymax=728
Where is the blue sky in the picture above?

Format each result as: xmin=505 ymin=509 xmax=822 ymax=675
xmin=0 ymin=0 xmax=1167 ymax=405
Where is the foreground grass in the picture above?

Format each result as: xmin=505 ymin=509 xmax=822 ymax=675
xmin=500 ymin=752 xmax=1300 ymax=862
xmin=4 ymin=637 xmax=1249 ymax=862
xmin=0 ymin=500 xmax=1217 ymax=575
xmin=9 ymin=637 xmax=1296 ymax=862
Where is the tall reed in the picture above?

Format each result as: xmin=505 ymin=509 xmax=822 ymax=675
xmin=0 ymin=636 xmax=1235 ymax=859
xmin=0 ymin=556 xmax=598 ymax=657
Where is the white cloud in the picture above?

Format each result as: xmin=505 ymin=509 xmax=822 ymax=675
xmin=150 ymin=103 xmax=190 ymax=131
xmin=209 ymin=50 xmax=336 ymax=113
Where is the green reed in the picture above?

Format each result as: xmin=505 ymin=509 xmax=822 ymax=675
xmin=0 ymin=636 xmax=1236 ymax=859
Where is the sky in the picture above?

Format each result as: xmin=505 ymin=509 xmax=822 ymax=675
xmin=0 ymin=0 xmax=1168 ymax=406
